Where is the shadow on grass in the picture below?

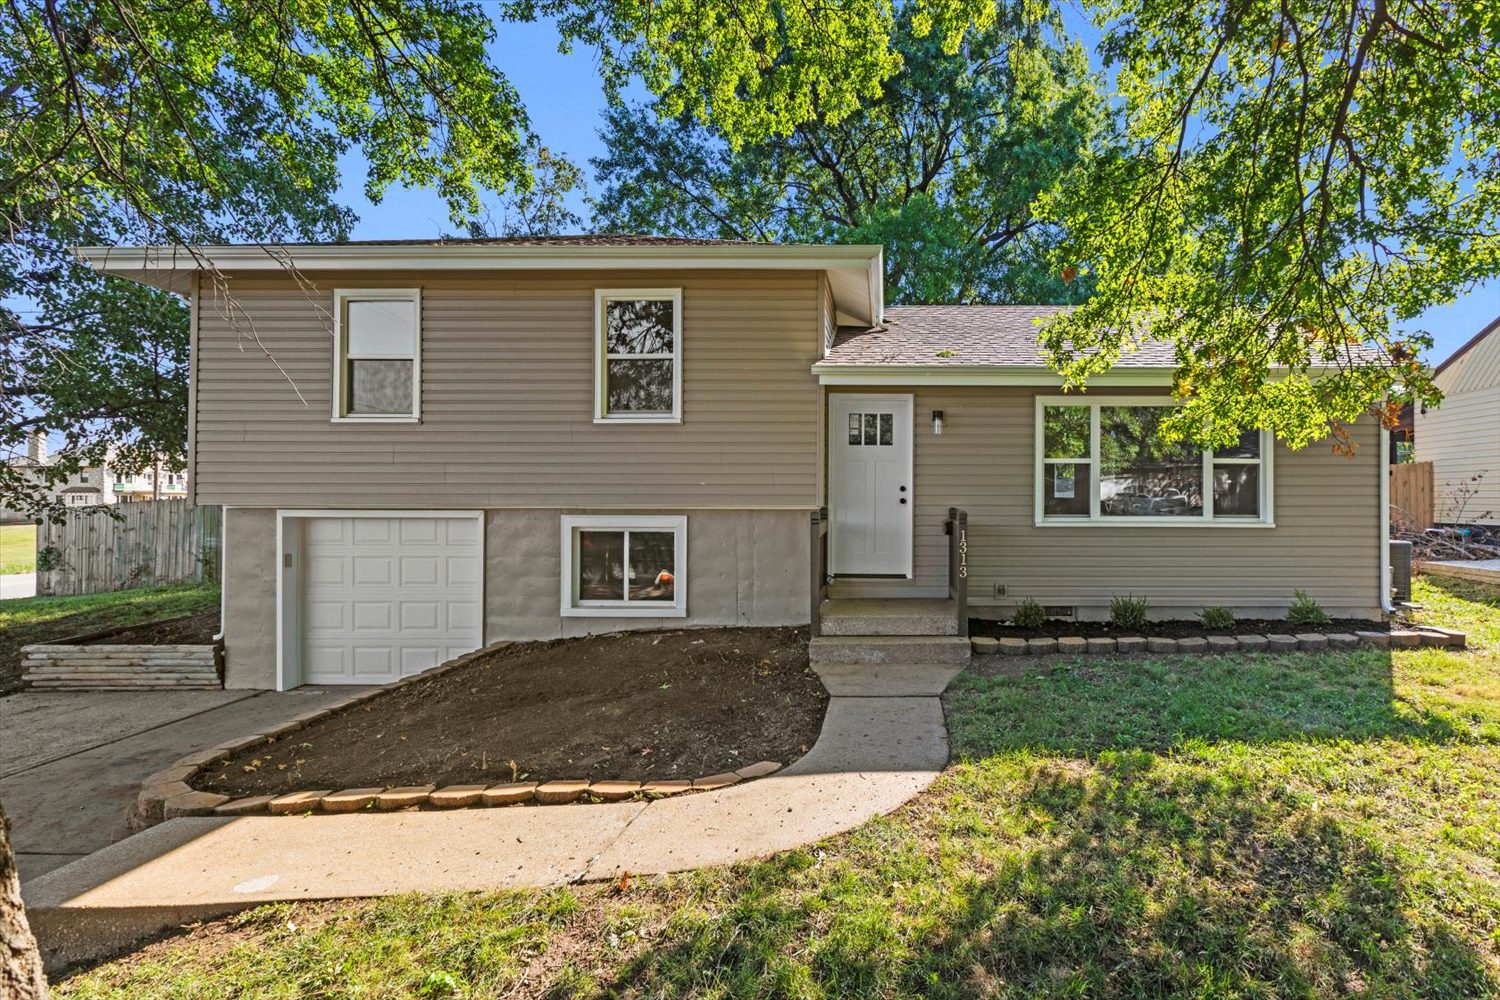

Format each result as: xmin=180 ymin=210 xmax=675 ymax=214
xmin=574 ymin=650 xmax=1499 ymax=999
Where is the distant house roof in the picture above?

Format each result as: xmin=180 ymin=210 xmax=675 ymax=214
xmin=1434 ymin=314 xmax=1500 ymax=376
xmin=821 ymin=305 xmax=1177 ymax=368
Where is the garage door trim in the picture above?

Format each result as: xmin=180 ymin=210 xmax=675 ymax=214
xmin=275 ymin=509 xmax=484 ymax=690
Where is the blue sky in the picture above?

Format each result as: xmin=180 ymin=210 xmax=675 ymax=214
xmin=335 ymin=16 xmax=1498 ymax=366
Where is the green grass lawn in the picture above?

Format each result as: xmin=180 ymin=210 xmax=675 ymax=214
xmin=54 ymin=577 xmax=1500 ymax=999
xmin=0 ymin=584 xmax=218 ymax=695
xmin=0 ymin=523 xmax=36 ymax=575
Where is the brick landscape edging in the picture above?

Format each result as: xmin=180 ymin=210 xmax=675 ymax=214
xmin=127 ymin=640 xmax=788 ymax=828
xmin=970 ymin=626 xmax=1466 ymax=657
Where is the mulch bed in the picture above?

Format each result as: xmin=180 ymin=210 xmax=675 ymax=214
xmin=193 ymin=626 xmax=825 ymax=798
xmin=79 ymin=609 xmax=220 ymax=646
xmin=970 ymin=616 xmax=1390 ymax=640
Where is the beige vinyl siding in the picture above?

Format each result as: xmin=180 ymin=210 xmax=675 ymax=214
xmin=833 ymin=386 xmax=1383 ymax=616
xmin=1416 ymin=385 xmax=1500 ymax=525
xmin=195 ymin=270 xmax=821 ymax=508
xmin=1437 ymin=326 xmax=1500 ymax=396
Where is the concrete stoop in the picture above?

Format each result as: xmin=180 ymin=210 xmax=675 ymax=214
xmin=809 ymin=634 xmax=972 ymax=665
xmin=818 ymin=598 xmax=959 ymax=637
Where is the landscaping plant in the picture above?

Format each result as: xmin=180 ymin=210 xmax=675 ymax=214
xmin=1287 ymin=588 xmax=1332 ymax=626
xmin=1199 ymin=606 xmax=1236 ymax=630
xmin=1011 ymin=598 xmax=1046 ymax=629
xmin=1109 ymin=593 xmax=1150 ymax=631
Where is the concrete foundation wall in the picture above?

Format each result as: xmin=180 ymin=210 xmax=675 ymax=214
xmin=222 ymin=508 xmax=278 ymax=689
xmin=220 ymin=507 xmax=810 ymax=690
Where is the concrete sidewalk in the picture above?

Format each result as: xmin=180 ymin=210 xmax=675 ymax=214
xmin=2 ymin=688 xmax=370 ymax=881
xmin=24 ymin=670 xmax=955 ymax=970
xmin=1 ymin=571 xmax=36 ymax=600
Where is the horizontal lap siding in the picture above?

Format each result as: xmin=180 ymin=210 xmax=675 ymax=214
xmin=196 ymin=270 xmax=821 ymax=508
xmin=836 ymin=386 xmax=1382 ymax=612
xmin=1415 ymin=386 xmax=1500 ymax=524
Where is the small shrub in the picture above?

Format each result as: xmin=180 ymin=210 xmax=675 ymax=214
xmin=1286 ymin=589 xmax=1331 ymax=625
xmin=1110 ymin=593 xmax=1150 ymax=631
xmin=1011 ymin=597 xmax=1046 ymax=629
xmin=1199 ymin=606 xmax=1236 ymax=630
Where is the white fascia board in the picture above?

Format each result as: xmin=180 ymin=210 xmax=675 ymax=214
xmin=72 ymin=243 xmax=884 ymax=275
xmin=813 ymin=365 xmax=1177 ymax=386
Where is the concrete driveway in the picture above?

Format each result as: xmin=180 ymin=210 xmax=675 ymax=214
xmin=0 ymin=687 xmax=370 ymax=882
xmin=1 ymin=572 xmax=36 ymax=600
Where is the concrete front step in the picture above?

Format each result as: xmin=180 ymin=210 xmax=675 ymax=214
xmin=819 ymin=598 xmax=959 ymax=636
xmin=810 ymin=635 xmax=971 ymax=665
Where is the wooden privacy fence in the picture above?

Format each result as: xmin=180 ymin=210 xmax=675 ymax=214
xmin=1390 ymin=461 xmax=1434 ymax=532
xmin=36 ymin=501 xmax=222 ymax=596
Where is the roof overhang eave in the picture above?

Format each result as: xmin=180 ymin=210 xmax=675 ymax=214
xmin=70 ymin=243 xmax=885 ymax=319
xmin=811 ymin=364 xmax=1178 ymax=386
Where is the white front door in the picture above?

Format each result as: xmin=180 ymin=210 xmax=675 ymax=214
xmin=829 ymin=394 xmax=914 ymax=576
xmin=299 ymin=515 xmax=483 ymax=684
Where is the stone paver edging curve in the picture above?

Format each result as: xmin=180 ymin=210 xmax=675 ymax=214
xmin=24 ymin=667 xmax=955 ymax=972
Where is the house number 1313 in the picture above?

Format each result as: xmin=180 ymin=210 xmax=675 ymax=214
xmin=957 ymin=528 xmax=967 ymax=578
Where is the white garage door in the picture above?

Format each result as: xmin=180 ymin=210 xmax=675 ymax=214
xmin=301 ymin=516 xmax=482 ymax=684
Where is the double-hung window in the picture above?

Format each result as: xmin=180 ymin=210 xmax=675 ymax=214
xmin=1036 ymin=398 xmax=1272 ymax=524
xmin=333 ymin=289 xmax=420 ymax=421
xmin=595 ymin=289 xmax=681 ymax=422
xmin=560 ymin=515 xmax=687 ymax=617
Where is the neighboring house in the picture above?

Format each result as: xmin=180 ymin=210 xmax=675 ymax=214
xmin=1 ymin=432 xmax=189 ymax=521
xmin=78 ymin=237 xmax=1389 ymax=691
xmin=1415 ymin=316 xmax=1500 ymax=526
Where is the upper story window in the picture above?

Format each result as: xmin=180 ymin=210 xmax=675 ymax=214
xmin=1035 ymin=398 xmax=1273 ymax=526
xmin=595 ymin=289 xmax=681 ymax=422
xmin=333 ymin=289 xmax=421 ymax=422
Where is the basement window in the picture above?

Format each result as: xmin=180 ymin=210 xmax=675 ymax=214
xmin=561 ymin=515 xmax=687 ymax=617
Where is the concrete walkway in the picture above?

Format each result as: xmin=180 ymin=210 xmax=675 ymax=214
xmin=2 ymin=688 xmax=371 ymax=882
xmin=1 ymin=571 xmax=36 ymax=600
xmin=23 ymin=666 xmax=956 ymax=969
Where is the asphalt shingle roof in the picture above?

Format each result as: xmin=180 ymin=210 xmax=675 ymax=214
xmin=823 ymin=305 xmax=1179 ymax=368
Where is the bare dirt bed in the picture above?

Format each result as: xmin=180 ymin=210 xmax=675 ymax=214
xmin=194 ymin=626 xmax=825 ymax=797
xmin=970 ymin=616 xmax=1389 ymax=640
xmin=79 ymin=609 xmax=220 ymax=646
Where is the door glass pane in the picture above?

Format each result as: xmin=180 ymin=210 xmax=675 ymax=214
xmin=848 ymin=413 xmax=861 ymax=445
xmin=627 ymin=531 xmax=676 ymax=602
xmin=347 ymin=359 xmax=413 ymax=414
xmin=879 ymin=413 xmax=893 ymax=445
xmin=1213 ymin=464 xmax=1260 ymax=517
xmin=1044 ymin=406 xmax=1090 ymax=458
xmin=577 ymin=530 xmax=625 ymax=601
xmin=605 ymin=299 xmax=674 ymax=354
xmin=1213 ymin=428 xmax=1261 ymax=460
xmin=606 ymin=359 xmax=674 ymax=413
xmin=1044 ymin=462 xmax=1091 ymax=516
xmin=863 ymin=413 xmax=877 ymax=445
xmin=1099 ymin=406 xmax=1203 ymax=516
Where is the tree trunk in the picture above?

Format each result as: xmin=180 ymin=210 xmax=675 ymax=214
xmin=0 ymin=799 xmax=48 ymax=998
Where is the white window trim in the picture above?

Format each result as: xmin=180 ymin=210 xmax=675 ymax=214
xmin=332 ymin=288 xmax=422 ymax=423
xmin=594 ymin=288 xmax=683 ymax=423
xmin=560 ymin=514 xmax=688 ymax=617
xmin=1032 ymin=396 xmax=1275 ymax=527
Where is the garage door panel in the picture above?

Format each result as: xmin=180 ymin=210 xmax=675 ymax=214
xmin=399 ymin=556 xmax=440 ymax=586
xmin=301 ymin=516 xmax=482 ymax=685
xmin=353 ymin=518 xmax=393 ymax=544
xmin=446 ymin=556 xmax=481 ymax=587
xmin=399 ymin=519 xmax=440 ymax=544
xmin=399 ymin=601 xmax=440 ymax=631
xmin=306 ymin=644 xmax=350 ymax=680
xmin=353 ymin=646 xmax=394 ymax=678
xmin=446 ymin=602 xmax=480 ymax=631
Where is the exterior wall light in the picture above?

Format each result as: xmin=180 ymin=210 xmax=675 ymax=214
xmin=932 ymin=410 xmax=945 ymax=436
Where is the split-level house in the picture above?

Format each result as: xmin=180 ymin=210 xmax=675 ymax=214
xmin=77 ymin=237 xmax=1390 ymax=690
